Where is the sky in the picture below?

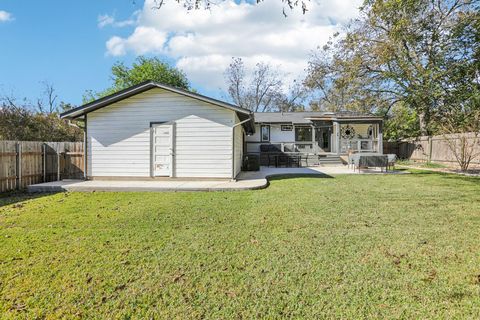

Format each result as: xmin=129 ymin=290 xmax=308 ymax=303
xmin=0 ymin=0 xmax=362 ymax=107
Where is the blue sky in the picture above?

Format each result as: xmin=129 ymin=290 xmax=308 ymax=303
xmin=0 ymin=0 xmax=360 ymax=107
xmin=0 ymin=1 xmax=144 ymax=105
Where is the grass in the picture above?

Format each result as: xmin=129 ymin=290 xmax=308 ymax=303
xmin=1 ymin=172 xmax=480 ymax=318
xmin=397 ymin=159 xmax=448 ymax=169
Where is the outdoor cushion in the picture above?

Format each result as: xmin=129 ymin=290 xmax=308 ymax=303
xmin=356 ymin=155 xmax=388 ymax=168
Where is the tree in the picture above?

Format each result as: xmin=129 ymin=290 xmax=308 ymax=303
xmin=383 ymin=103 xmax=420 ymax=141
xmin=84 ymin=56 xmax=190 ymax=103
xmin=439 ymin=110 xmax=480 ymax=172
xmin=152 ymin=0 xmax=308 ymax=17
xmin=0 ymin=85 xmax=83 ymax=142
xmin=275 ymin=80 xmax=308 ymax=112
xmin=0 ymin=96 xmax=83 ymax=142
xmin=36 ymin=81 xmax=59 ymax=114
xmin=306 ymin=0 xmax=480 ymax=137
xmin=224 ymin=57 xmax=306 ymax=112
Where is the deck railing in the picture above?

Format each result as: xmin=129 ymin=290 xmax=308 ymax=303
xmin=254 ymin=139 xmax=379 ymax=155
xmin=340 ymin=139 xmax=379 ymax=153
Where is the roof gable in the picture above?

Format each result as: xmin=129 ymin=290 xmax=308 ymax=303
xmin=61 ymin=81 xmax=252 ymax=119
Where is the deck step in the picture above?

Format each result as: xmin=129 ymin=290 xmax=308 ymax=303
xmin=318 ymin=155 xmax=343 ymax=166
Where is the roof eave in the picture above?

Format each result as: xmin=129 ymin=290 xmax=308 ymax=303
xmin=60 ymin=81 xmax=251 ymax=119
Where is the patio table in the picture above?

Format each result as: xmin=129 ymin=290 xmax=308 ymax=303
xmin=270 ymin=153 xmax=302 ymax=168
xmin=352 ymin=154 xmax=388 ymax=172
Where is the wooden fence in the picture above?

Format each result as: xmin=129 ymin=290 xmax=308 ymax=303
xmin=0 ymin=141 xmax=84 ymax=192
xmin=384 ymin=132 xmax=480 ymax=165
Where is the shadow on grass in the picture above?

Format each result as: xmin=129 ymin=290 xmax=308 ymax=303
xmin=0 ymin=191 xmax=61 ymax=208
xmin=408 ymin=169 xmax=480 ymax=185
xmin=268 ymin=173 xmax=334 ymax=182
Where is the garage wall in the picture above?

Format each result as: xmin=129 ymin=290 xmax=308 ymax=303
xmin=233 ymin=114 xmax=244 ymax=178
xmin=87 ymin=88 xmax=236 ymax=178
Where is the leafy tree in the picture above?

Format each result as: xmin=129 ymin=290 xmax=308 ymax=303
xmin=0 ymin=97 xmax=83 ymax=141
xmin=306 ymin=0 xmax=479 ymax=137
xmin=84 ymin=56 xmax=190 ymax=103
xmin=383 ymin=103 xmax=420 ymax=141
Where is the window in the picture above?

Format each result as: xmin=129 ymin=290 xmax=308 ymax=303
xmin=295 ymin=126 xmax=312 ymax=142
xmin=281 ymin=125 xmax=293 ymax=131
xmin=261 ymin=125 xmax=270 ymax=141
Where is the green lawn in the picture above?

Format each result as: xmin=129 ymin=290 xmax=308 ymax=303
xmin=1 ymin=172 xmax=480 ymax=319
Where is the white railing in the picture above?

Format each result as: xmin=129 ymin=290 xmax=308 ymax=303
xmin=340 ymin=139 xmax=379 ymax=153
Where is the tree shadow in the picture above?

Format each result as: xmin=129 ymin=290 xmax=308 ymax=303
xmin=0 ymin=191 xmax=61 ymax=208
xmin=267 ymin=173 xmax=334 ymax=181
xmin=409 ymin=169 xmax=480 ymax=186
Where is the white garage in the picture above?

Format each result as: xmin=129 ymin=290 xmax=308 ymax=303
xmin=61 ymin=81 xmax=254 ymax=180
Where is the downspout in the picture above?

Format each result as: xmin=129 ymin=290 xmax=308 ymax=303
xmin=231 ymin=117 xmax=253 ymax=181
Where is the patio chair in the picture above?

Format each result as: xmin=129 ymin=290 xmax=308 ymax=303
xmin=347 ymin=151 xmax=357 ymax=169
xmin=387 ymin=154 xmax=397 ymax=171
xmin=277 ymin=154 xmax=288 ymax=167
xmin=288 ymin=154 xmax=301 ymax=168
xmin=302 ymin=153 xmax=309 ymax=167
xmin=267 ymin=154 xmax=277 ymax=167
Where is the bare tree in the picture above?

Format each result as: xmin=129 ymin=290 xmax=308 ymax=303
xmin=439 ymin=111 xmax=480 ymax=172
xmin=275 ymin=79 xmax=308 ymax=112
xmin=224 ymin=58 xmax=285 ymax=112
xmin=36 ymin=81 xmax=58 ymax=114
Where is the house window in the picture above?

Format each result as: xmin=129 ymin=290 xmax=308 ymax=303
xmin=261 ymin=125 xmax=270 ymax=141
xmin=281 ymin=125 xmax=293 ymax=131
xmin=295 ymin=126 xmax=312 ymax=142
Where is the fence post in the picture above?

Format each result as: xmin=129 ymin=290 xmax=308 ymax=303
xmin=57 ymin=151 xmax=61 ymax=181
xmin=42 ymin=144 xmax=46 ymax=182
xmin=427 ymin=136 xmax=433 ymax=163
xmin=16 ymin=142 xmax=22 ymax=190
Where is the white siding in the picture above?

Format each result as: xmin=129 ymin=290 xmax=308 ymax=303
xmin=246 ymin=124 xmax=294 ymax=153
xmin=233 ymin=114 xmax=244 ymax=178
xmin=87 ymin=88 xmax=236 ymax=178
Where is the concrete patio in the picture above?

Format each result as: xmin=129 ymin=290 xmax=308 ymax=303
xmin=27 ymin=165 xmax=405 ymax=193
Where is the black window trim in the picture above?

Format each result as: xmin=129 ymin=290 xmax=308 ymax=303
xmin=295 ymin=125 xmax=313 ymax=142
xmin=260 ymin=125 xmax=270 ymax=142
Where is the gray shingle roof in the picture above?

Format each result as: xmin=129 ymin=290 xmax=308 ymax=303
xmin=253 ymin=111 xmax=383 ymax=124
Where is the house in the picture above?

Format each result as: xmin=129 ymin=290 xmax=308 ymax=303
xmin=61 ymin=81 xmax=383 ymax=180
xmin=61 ymin=81 xmax=254 ymax=180
xmin=246 ymin=111 xmax=383 ymax=165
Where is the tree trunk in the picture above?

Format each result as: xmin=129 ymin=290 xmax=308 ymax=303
xmin=418 ymin=110 xmax=429 ymax=136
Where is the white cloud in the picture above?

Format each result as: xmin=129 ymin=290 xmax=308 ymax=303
xmin=98 ymin=14 xmax=115 ymax=28
xmin=98 ymin=12 xmax=139 ymax=28
xmin=0 ymin=10 xmax=13 ymax=22
xmin=106 ymin=26 xmax=167 ymax=56
xmin=104 ymin=0 xmax=362 ymax=90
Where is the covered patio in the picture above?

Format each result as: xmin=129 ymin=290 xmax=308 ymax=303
xmin=246 ymin=112 xmax=384 ymax=166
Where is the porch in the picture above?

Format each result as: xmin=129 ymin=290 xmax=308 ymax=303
xmin=246 ymin=118 xmax=383 ymax=166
